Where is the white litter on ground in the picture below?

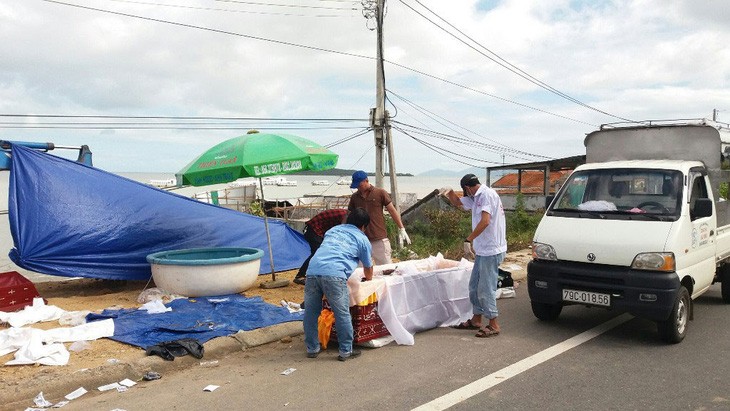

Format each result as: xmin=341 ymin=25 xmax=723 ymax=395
xmin=139 ymin=299 xmax=171 ymax=314
xmin=98 ymin=382 xmax=122 ymax=392
xmin=65 ymin=387 xmax=87 ymax=400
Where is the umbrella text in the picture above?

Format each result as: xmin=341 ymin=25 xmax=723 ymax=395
xmin=254 ymin=160 xmax=302 ymax=176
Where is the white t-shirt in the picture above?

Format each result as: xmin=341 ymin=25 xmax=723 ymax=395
xmin=461 ymin=185 xmax=507 ymax=256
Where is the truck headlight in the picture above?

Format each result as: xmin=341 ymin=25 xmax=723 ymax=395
xmin=532 ymin=242 xmax=557 ymax=261
xmin=631 ymin=252 xmax=675 ymax=271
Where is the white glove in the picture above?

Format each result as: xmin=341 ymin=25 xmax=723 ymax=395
xmin=463 ymin=241 xmax=475 ymax=260
xmin=438 ymin=186 xmax=453 ymax=197
xmin=399 ymin=227 xmax=411 ymax=246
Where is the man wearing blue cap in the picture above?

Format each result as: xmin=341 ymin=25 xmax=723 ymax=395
xmin=348 ymin=170 xmax=410 ymax=265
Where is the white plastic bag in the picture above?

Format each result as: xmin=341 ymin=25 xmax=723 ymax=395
xmin=68 ymin=340 xmax=91 ymax=352
xmin=59 ymin=311 xmax=92 ymax=326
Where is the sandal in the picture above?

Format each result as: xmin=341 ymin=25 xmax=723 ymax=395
xmin=293 ymin=277 xmax=306 ymax=285
xmin=475 ymin=326 xmax=500 ymax=338
xmin=451 ymin=319 xmax=480 ymax=330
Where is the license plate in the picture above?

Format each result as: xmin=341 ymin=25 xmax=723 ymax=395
xmin=562 ymin=289 xmax=610 ymax=307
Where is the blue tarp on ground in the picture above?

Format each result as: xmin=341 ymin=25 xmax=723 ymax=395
xmin=86 ymin=295 xmax=303 ymax=348
xmin=7 ymin=144 xmax=309 ymax=280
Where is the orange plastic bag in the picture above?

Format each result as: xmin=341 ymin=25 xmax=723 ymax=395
xmin=318 ymin=309 xmax=335 ymax=349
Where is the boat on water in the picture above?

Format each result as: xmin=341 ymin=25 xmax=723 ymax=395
xmin=149 ymin=178 xmax=176 ymax=187
xmin=228 ymin=180 xmax=257 ymax=188
xmin=261 ymin=176 xmax=296 ymax=186
xmin=336 ymin=178 xmax=350 ymax=185
xmin=276 ymin=178 xmax=297 ymax=187
xmin=311 ymin=180 xmax=330 ymax=186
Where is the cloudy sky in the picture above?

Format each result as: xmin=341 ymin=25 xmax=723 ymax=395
xmin=1 ymin=0 xmax=729 ymax=175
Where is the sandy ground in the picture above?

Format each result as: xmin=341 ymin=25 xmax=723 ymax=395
xmin=0 ymin=268 xmax=305 ymax=388
xmin=0 ymin=250 xmax=532 ymax=388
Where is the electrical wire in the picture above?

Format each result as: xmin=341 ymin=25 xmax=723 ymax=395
xmin=398 ymin=0 xmax=640 ymax=124
xmin=393 ymin=124 xmax=490 ymax=168
xmin=387 ymin=89 xmax=552 ymax=159
xmin=106 ymin=0 xmax=357 ymax=17
xmin=393 ymin=121 xmax=539 ymax=163
xmin=324 ymin=127 xmax=372 ymax=148
xmin=44 ymin=0 xmax=597 ymax=128
xmin=0 ymin=114 xmax=365 ymax=121
xmin=384 ymin=59 xmax=597 ymax=127
xmin=44 ymin=0 xmax=376 ymax=61
xmin=214 ymin=0 xmax=358 ymax=11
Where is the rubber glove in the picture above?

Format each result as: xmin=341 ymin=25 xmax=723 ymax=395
xmin=438 ymin=187 xmax=453 ymax=197
xmin=463 ymin=241 xmax=475 ymax=260
xmin=399 ymin=227 xmax=411 ymax=246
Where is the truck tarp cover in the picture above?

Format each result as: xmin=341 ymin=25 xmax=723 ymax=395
xmin=7 ymin=144 xmax=309 ymax=280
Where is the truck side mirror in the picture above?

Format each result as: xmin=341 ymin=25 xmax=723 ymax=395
xmin=545 ymin=195 xmax=555 ymax=209
xmin=692 ymin=198 xmax=713 ymax=219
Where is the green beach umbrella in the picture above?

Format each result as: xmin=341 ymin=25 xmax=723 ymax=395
xmin=175 ymin=131 xmax=339 ymax=187
xmin=175 ymin=131 xmax=339 ymax=288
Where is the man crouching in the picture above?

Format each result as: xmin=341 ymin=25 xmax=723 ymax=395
xmin=303 ymin=207 xmax=374 ymax=361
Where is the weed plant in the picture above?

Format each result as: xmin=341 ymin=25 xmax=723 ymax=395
xmin=388 ymin=193 xmax=542 ymax=260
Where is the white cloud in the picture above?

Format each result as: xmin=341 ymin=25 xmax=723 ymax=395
xmin=0 ymin=0 xmax=729 ymax=175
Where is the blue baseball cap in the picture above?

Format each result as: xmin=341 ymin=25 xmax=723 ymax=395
xmin=350 ymin=170 xmax=368 ymax=188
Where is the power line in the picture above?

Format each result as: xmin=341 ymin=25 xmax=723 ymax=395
xmin=393 ymin=124 xmax=490 ymax=168
xmin=0 ymin=125 xmax=366 ymax=130
xmin=106 ymin=0 xmax=357 ymax=17
xmin=393 ymin=121 xmax=539 ymax=163
xmin=0 ymin=113 xmax=366 ymax=121
xmin=398 ymin=0 xmax=639 ymax=124
xmin=385 ymin=59 xmax=597 ymax=126
xmin=44 ymin=0 xmax=376 ymax=60
xmin=43 ymin=0 xmax=597 ymax=127
xmin=324 ymin=127 xmax=372 ymax=148
xmin=214 ymin=0 xmax=359 ymax=10
xmin=387 ymin=89 xmax=552 ymax=160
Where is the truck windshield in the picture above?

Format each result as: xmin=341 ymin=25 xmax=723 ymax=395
xmin=549 ymin=168 xmax=683 ymax=220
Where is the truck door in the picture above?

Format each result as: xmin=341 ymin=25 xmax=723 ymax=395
xmin=687 ymin=171 xmax=716 ymax=295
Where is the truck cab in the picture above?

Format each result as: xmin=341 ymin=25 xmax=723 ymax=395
xmin=527 ymin=120 xmax=730 ymax=343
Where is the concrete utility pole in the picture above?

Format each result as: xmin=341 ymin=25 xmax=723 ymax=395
xmin=371 ymin=0 xmax=400 ymax=211
xmin=372 ymin=0 xmax=386 ymax=190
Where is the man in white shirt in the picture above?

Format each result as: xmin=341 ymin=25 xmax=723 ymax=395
xmin=441 ymin=174 xmax=507 ymax=337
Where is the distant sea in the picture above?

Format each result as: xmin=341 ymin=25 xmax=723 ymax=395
xmin=115 ymin=172 xmax=467 ymax=201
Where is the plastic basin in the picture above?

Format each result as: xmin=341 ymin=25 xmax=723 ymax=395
xmin=146 ymin=247 xmax=264 ymax=297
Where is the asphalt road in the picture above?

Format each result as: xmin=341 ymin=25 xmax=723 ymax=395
xmin=62 ymin=284 xmax=730 ymax=411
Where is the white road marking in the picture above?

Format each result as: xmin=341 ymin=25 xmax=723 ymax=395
xmin=412 ymin=313 xmax=633 ymax=411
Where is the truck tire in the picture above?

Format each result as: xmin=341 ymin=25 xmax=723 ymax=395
xmin=657 ymin=286 xmax=689 ymax=344
xmin=531 ymin=301 xmax=562 ymax=321
xmin=720 ymin=267 xmax=730 ymax=304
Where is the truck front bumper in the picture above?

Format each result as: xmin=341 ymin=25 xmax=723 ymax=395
xmin=527 ymin=259 xmax=680 ymax=321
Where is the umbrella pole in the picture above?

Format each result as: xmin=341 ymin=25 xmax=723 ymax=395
xmin=259 ymin=178 xmax=289 ymax=289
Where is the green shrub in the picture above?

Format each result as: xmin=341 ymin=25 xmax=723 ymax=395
xmin=389 ymin=193 xmax=542 ymax=260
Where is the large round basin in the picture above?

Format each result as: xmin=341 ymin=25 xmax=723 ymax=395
xmin=146 ymin=247 xmax=264 ymax=297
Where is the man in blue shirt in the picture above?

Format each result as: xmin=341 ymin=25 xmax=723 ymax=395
xmin=303 ymin=207 xmax=374 ymax=361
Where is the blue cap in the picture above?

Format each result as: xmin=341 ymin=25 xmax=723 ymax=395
xmin=350 ymin=170 xmax=368 ymax=188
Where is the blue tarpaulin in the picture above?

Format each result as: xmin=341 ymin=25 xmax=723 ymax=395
xmin=8 ymin=144 xmax=309 ymax=280
xmin=86 ymin=295 xmax=303 ymax=347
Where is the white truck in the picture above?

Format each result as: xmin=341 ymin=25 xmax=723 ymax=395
xmin=527 ymin=119 xmax=730 ymax=343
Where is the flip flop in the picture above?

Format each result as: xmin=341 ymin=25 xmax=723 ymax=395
xmin=293 ymin=278 xmax=306 ymax=285
xmin=475 ymin=326 xmax=500 ymax=338
xmin=451 ymin=319 xmax=480 ymax=330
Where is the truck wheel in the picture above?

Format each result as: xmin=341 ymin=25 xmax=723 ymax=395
xmin=531 ymin=301 xmax=562 ymax=321
xmin=657 ymin=286 xmax=689 ymax=344
xmin=721 ymin=268 xmax=730 ymax=304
